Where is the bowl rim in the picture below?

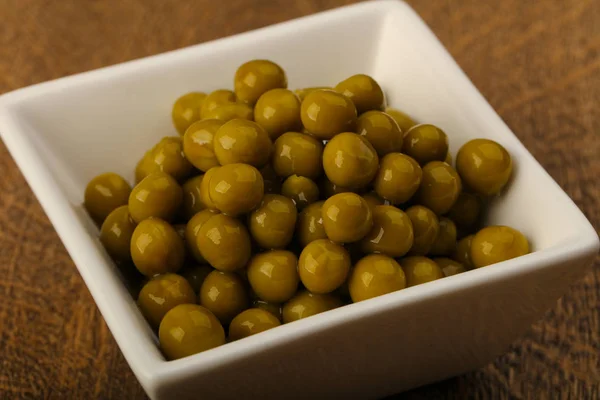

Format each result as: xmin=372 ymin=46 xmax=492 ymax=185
xmin=0 ymin=0 xmax=598 ymax=393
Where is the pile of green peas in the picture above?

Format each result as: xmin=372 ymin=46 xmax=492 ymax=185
xmin=83 ymin=59 xmax=530 ymax=361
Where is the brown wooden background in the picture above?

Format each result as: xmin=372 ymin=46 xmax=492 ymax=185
xmin=0 ymin=0 xmax=599 ymax=399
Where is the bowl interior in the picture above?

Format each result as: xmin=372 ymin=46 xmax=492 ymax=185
xmin=13 ymin=3 xmax=579 ymax=253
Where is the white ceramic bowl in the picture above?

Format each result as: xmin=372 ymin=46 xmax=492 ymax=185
xmin=0 ymin=1 xmax=597 ymax=399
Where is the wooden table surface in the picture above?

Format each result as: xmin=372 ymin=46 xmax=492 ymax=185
xmin=1 ymin=0 xmax=599 ymax=398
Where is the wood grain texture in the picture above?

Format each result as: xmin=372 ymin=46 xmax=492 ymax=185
xmin=0 ymin=0 xmax=598 ymax=398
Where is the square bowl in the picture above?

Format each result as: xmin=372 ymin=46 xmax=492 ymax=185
xmin=0 ymin=1 xmax=597 ymax=398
